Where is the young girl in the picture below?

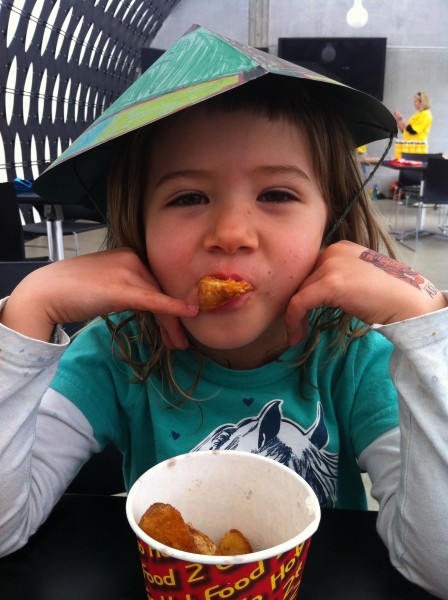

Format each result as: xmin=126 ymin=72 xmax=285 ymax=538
xmin=1 ymin=27 xmax=447 ymax=598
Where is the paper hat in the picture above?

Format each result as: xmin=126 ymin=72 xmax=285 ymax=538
xmin=33 ymin=24 xmax=397 ymax=212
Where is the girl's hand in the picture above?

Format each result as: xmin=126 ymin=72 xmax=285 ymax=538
xmin=285 ymin=241 xmax=447 ymax=345
xmin=0 ymin=248 xmax=198 ymax=346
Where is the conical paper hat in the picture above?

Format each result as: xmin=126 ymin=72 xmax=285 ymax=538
xmin=33 ymin=24 xmax=397 ymax=213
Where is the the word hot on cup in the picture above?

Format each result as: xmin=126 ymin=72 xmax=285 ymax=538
xmin=126 ymin=450 xmax=321 ymax=600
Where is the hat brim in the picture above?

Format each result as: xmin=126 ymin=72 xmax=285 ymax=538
xmin=33 ymin=24 xmax=397 ymax=214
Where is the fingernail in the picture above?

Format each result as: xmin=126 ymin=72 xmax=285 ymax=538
xmin=186 ymin=304 xmax=199 ymax=315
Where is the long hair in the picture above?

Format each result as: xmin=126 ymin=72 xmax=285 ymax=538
xmin=104 ymin=75 xmax=397 ymax=387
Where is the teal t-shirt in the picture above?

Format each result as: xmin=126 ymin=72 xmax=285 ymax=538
xmin=50 ymin=316 xmax=398 ymax=510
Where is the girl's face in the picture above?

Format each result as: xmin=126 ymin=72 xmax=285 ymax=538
xmin=413 ymin=95 xmax=421 ymax=110
xmin=144 ymin=107 xmax=328 ymax=368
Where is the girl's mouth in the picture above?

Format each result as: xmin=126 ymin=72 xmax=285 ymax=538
xmin=198 ymin=276 xmax=253 ymax=312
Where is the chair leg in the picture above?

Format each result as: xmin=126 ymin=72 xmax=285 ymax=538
xmin=72 ymin=232 xmax=79 ymax=256
xmin=438 ymin=205 xmax=448 ymax=233
xmin=390 ymin=187 xmax=403 ymax=234
xmin=392 ymin=193 xmax=419 ymax=252
xmin=415 ymin=202 xmax=423 ymax=243
xmin=396 ymin=196 xmax=409 ymax=242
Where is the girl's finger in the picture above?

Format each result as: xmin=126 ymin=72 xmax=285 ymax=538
xmin=157 ymin=315 xmax=190 ymax=350
xmin=122 ymin=286 xmax=198 ymax=319
xmin=285 ymin=295 xmax=312 ymax=346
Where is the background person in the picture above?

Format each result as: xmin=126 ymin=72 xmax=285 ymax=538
xmin=394 ymin=91 xmax=432 ymax=151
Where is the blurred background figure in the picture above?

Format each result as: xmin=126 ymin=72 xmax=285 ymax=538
xmin=394 ymin=92 xmax=432 ymax=152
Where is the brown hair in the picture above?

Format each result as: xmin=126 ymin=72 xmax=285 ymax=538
xmin=104 ymin=75 xmax=397 ymax=387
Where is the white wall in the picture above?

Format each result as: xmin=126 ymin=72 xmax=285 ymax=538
xmin=152 ymin=0 xmax=448 ymax=194
xmin=152 ymin=0 xmax=249 ymax=46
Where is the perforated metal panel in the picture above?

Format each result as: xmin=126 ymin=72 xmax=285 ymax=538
xmin=0 ymin=0 xmax=181 ymax=182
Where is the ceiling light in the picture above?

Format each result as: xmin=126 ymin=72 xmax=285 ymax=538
xmin=346 ymin=0 xmax=368 ymax=28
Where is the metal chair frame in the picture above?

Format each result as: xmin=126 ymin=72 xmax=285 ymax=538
xmin=22 ymin=204 xmax=106 ymax=257
xmin=391 ymin=157 xmax=448 ymax=250
xmin=390 ymin=154 xmax=445 ymax=251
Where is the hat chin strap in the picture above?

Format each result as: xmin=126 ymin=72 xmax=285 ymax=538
xmin=324 ymin=134 xmax=394 ymax=245
xmin=73 ymin=156 xmax=109 ymax=223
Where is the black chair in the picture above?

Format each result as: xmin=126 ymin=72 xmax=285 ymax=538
xmin=390 ymin=154 xmax=445 ymax=250
xmin=393 ymin=158 xmax=448 ymax=247
xmin=0 ymin=259 xmax=52 ymax=297
xmin=18 ymin=202 xmax=46 ymax=243
xmin=0 ymin=182 xmax=27 ymax=260
xmin=420 ymin=157 xmax=448 ymax=239
xmin=22 ymin=203 xmax=107 ymax=256
xmin=395 ymin=152 xmax=444 ymax=202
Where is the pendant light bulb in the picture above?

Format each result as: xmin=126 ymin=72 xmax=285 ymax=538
xmin=346 ymin=0 xmax=368 ymax=28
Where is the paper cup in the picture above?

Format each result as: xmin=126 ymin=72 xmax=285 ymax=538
xmin=126 ymin=450 xmax=321 ymax=600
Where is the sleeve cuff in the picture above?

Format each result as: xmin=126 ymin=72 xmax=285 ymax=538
xmin=371 ymin=291 xmax=448 ymax=351
xmin=0 ymin=297 xmax=70 ymax=366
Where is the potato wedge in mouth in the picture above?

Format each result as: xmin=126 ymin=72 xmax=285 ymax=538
xmin=198 ymin=276 xmax=253 ymax=311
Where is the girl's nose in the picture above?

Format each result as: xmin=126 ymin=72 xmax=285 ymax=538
xmin=203 ymin=203 xmax=259 ymax=254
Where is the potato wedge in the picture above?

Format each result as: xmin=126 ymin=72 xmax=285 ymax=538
xmin=218 ymin=528 xmax=253 ymax=555
xmin=198 ymin=276 xmax=252 ymax=311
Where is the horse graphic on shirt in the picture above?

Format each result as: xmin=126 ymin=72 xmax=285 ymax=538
xmin=193 ymin=399 xmax=338 ymax=506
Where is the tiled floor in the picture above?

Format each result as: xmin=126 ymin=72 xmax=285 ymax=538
xmin=25 ymin=201 xmax=448 ymax=510
xmin=25 ymin=226 xmax=107 ymax=260
xmin=376 ymin=199 xmax=448 ymax=291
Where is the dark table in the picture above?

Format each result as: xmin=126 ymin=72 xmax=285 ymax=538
xmin=382 ymin=159 xmax=428 ymax=199
xmin=383 ymin=159 xmax=427 ymax=170
xmin=0 ymin=495 xmax=438 ymax=600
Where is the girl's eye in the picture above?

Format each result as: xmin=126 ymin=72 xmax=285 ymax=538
xmin=167 ymin=193 xmax=208 ymax=207
xmin=259 ymin=190 xmax=297 ymax=203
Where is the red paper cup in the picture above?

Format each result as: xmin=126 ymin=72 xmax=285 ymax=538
xmin=126 ymin=450 xmax=320 ymax=600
